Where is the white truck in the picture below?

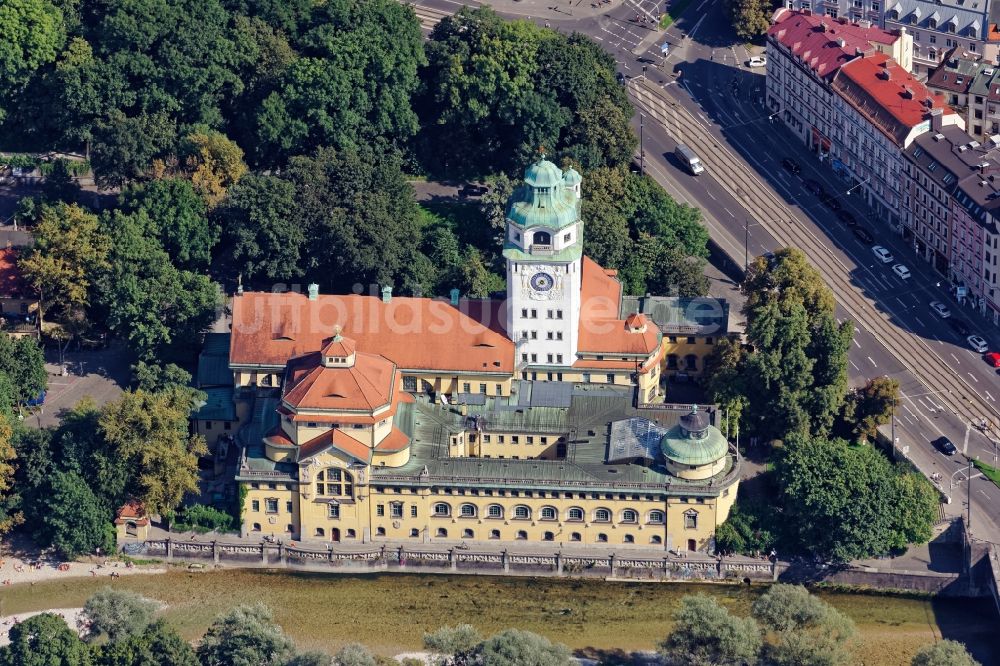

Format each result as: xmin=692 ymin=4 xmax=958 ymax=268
xmin=675 ymin=144 xmax=704 ymax=175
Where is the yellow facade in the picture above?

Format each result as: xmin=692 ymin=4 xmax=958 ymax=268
xmin=662 ymin=334 xmax=719 ymax=378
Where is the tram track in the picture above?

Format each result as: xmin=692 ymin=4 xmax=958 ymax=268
xmin=629 ymin=77 xmax=1000 ymax=429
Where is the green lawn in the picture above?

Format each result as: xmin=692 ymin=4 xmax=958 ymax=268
xmin=973 ymin=459 xmax=1000 ymax=488
xmin=0 ymin=570 xmax=995 ymax=664
xmin=660 ymin=0 xmax=695 ymax=29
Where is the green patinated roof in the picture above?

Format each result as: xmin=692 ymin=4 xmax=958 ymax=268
xmin=659 ymin=409 xmax=728 ymax=466
xmin=506 ymin=158 xmax=581 ymax=230
xmin=198 ymin=333 xmax=232 ymax=388
xmin=501 ymin=238 xmax=583 ymax=263
xmin=193 ymin=386 xmax=237 ymax=422
xmin=563 ymin=167 xmax=582 ymax=186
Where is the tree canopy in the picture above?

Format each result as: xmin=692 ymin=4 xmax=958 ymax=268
xmin=658 ymin=595 xmax=763 ymax=666
xmin=196 ymin=604 xmax=296 ymax=666
xmin=82 ymin=587 xmax=159 ymax=643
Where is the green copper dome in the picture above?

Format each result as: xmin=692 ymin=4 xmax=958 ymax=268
xmin=660 ymin=406 xmax=728 ymax=466
xmin=507 ymin=157 xmax=580 ymax=230
xmin=562 ymin=167 xmax=582 ymax=186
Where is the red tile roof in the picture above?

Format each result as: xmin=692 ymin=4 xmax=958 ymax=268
xmin=298 ymin=428 xmax=372 ymax=463
xmin=832 ymin=53 xmax=956 ymax=145
xmin=768 ymin=9 xmax=900 ymax=80
xmin=578 ymin=257 xmax=660 ymax=356
xmin=0 ymin=248 xmax=32 ymax=299
xmin=283 ymin=350 xmax=396 ymax=412
xmin=231 ymin=292 xmax=514 ymax=375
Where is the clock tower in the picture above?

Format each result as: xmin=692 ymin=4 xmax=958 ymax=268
xmin=503 ymin=157 xmax=583 ymax=372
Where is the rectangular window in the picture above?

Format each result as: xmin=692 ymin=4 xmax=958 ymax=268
xmin=530 ymin=309 xmax=537 ymax=318
xmin=285 ymin=501 xmax=293 ymax=513
xmin=556 ymin=332 xmax=563 ymax=340
xmin=530 ymin=354 xmax=537 ymax=362
xmin=521 ymin=308 xmax=528 ymax=318
xmin=205 ymin=421 xmax=213 ymax=430
xmin=547 ymin=331 xmax=554 ymax=340
xmin=527 ymin=436 xmax=534 ymax=444
xmin=265 ymin=499 xmax=278 ymax=514
xmin=582 ymin=372 xmax=591 ymax=382
xmin=224 ymin=421 xmax=232 ymax=430
xmin=495 ymin=383 xmax=502 ymax=394
xmin=521 ymin=353 xmax=528 ymax=362
xmin=686 ymin=336 xmax=695 ymax=344
xmin=403 ymin=376 xmax=417 ymax=392
xmin=328 ymin=504 xmax=340 ymax=519
xmin=252 ymin=500 xmax=260 ymax=512
xmin=556 ymin=310 xmax=563 ymax=319
xmin=391 ymin=503 xmax=403 ymax=518
xmin=479 ymin=383 xmax=487 ymax=393
xmin=607 ymin=374 xmax=615 ymax=383
xmin=463 ymin=382 xmax=471 ymax=393
xmin=684 ymin=512 xmax=698 ymax=529
xmin=530 ymin=331 xmax=538 ymax=339
xmin=512 ymin=436 xmax=519 ymax=444
xmin=411 ymin=505 xmax=418 ymax=518
xmin=484 ymin=435 xmax=491 ymax=443
xmin=547 ymin=354 xmax=554 ymax=363
xmin=547 ymin=309 xmax=553 ymax=319
xmin=376 ymin=504 xmax=385 ymax=517
xmin=556 ymin=354 xmax=563 ymax=363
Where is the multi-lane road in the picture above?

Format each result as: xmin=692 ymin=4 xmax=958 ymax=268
xmin=406 ymin=0 xmax=1000 ymax=543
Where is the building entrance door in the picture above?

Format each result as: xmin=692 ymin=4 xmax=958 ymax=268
xmin=331 ymin=528 xmax=341 ymax=542
xmin=687 ymin=538 xmax=696 ymax=552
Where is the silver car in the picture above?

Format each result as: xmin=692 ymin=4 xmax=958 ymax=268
xmin=968 ymin=335 xmax=989 ymax=353
xmin=930 ymin=301 xmax=951 ymax=319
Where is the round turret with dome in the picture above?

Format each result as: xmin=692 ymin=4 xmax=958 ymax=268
xmin=660 ymin=405 xmax=730 ymax=480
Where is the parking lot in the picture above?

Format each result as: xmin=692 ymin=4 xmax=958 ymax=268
xmin=25 ymin=343 xmax=130 ymax=428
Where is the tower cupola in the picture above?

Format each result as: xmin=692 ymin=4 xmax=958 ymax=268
xmin=321 ymin=326 xmax=357 ymax=368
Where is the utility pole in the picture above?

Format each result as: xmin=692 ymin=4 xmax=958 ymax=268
xmin=744 ymin=219 xmax=750 ymax=272
xmin=640 ymin=112 xmax=645 ymax=176
xmin=967 ymin=458 xmax=973 ymax=529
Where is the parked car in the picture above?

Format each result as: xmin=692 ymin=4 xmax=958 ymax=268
xmin=985 ymin=351 xmax=1000 ymax=367
xmin=948 ymin=319 xmax=972 ymax=336
xmin=781 ymin=158 xmax=801 ymax=175
xmin=892 ymin=264 xmax=911 ymax=280
xmin=968 ymin=335 xmax=989 ymax=353
xmin=616 ymin=71 xmax=626 ymax=85
xmin=871 ymin=245 xmax=894 ymax=263
xmin=836 ymin=209 xmax=858 ymax=227
xmin=747 ymin=55 xmax=767 ymax=67
xmin=852 ymin=226 xmax=874 ymax=243
xmin=821 ymin=192 xmax=842 ymax=211
xmin=933 ymin=436 xmax=958 ymax=455
xmin=803 ymin=179 xmax=825 ymax=197
xmin=930 ymin=301 xmax=952 ymax=318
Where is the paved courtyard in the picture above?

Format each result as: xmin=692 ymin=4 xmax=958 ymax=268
xmin=26 ymin=342 xmax=130 ymax=428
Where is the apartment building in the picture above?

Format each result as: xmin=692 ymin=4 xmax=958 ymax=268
xmin=926 ymin=48 xmax=1000 ymax=142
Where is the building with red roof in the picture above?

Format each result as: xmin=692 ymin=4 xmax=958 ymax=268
xmin=0 ymin=247 xmax=39 ymax=338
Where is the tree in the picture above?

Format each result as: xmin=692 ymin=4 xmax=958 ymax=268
xmin=751 ymin=585 xmax=856 ymax=666
xmin=842 ymin=376 xmax=899 ymax=440
xmin=181 ymin=131 xmax=248 ymax=207
xmin=332 ymin=644 xmax=376 ymax=666
xmin=91 ymin=111 xmax=177 ymax=189
xmin=479 ymin=174 xmax=515 ymax=237
xmin=888 ymin=472 xmax=940 ymax=550
xmin=42 ymin=158 xmax=82 ymax=203
xmin=0 ymin=613 xmax=91 ymax=666
xmin=120 ymin=179 xmax=216 ymax=270
xmin=130 ymin=362 xmax=194 ymax=393
xmin=0 ymin=414 xmax=21 ymax=536
xmin=19 ymin=202 xmax=111 ymax=321
xmin=911 ymin=641 xmax=981 ymax=666
xmin=93 ymin=620 xmax=199 ymax=666
xmin=98 ymin=389 xmax=207 ymax=516
xmin=658 ymin=595 xmax=762 ymax=666
xmin=40 ymin=470 xmax=114 ymax=558
xmin=424 ymin=625 xmax=483 ymax=657
xmin=463 ymin=629 xmax=573 ymax=666
xmin=284 ymin=653 xmax=333 ymax=666
xmin=82 ymin=587 xmax=158 ymax=643
xmin=0 ymin=334 xmax=46 ymax=407
xmin=727 ymin=0 xmax=771 ymax=41
xmin=217 ymin=174 xmax=304 ymax=282
xmin=197 ymin=604 xmax=296 ymax=666
xmin=0 ymin=0 xmax=65 ymax=123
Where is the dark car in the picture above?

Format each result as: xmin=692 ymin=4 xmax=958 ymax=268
xmin=933 ymin=436 xmax=958 ymax=456
xmin=948 ymin=318 xmax=972 ymax=336
xmin=835 ymin=209 xmax=858 ymax=227
xmin=803 ymin=179 xmax=825 ymax=197
xmin=781 ymin=158 xmax=801 ymax=175
xmin=820 ymin=192 xmax=842 ymax=211
xmin=616 ymin=71 xmax=626 ymax=85
xmin=852 ymin=226 xmax=874 ymax=243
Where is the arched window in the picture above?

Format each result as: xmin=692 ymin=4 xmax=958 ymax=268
xmin=346 ymin=529 xmax=357 ymax=539
xmin=533 ymin=230 xmax=552 ymax=246
xmin=648 ymin=510 xmax=665 ymax=524
xmin=460 ymin=503 xmax=477 ymax=518
xmin=594 ymin=508 xmax=612 ymax=523
xmin=543 ymin=531 xmax=555 ymax=541
xmin=622 ymin=509 xmax=638 ymax=523
xmin=570 ymin=532 xmax=582 ymax=542
xmin=490 ymin=529 xmax=501 ymax=539
xmin=513 ymin=505 xmax=531 ymax=520
xmin=252 ymin=523 xmax=261 ymax=532
xmin=651 ymin=535 xmax=663 ymax=545
xmin=928 ymin=48 xmax=938 ymax=60
xmin=596 ymin=533 xmax=608 ymax=543
xmin=315 ymin=527 xmax=325 ymax=537
xmin=567 ymin=507 xmax=584 ymax=522
xmin=516 ymin=530 xmax=528 ymax=540
xmin=540 ymin=506 xmax=557 ymax=521
xmin=888 ymin=9 xmax=898 ymax=20
xmin=624 ymin=534 xmax=635 ymax=543
xmin=667 ymin=354 xmax=678 ymax=369
xmin=684 ymin=354 xmax=698 ymax=370
xmin=433 ymin=502 xmax=451 ymax=517
xmin=409 ymin=528 xmax=419 ymax=537
xmin=462 ymin=528 xmax=474 ymax=539
xmin=436 ymin=528 xmax=448 ymax=537
xmin=316 ymin=468 xmax=354 ymax=498
xmin=376 ymin=527 xmax=386 ymax=536
xmin=487 ymin=504 xmax=504 ymax=519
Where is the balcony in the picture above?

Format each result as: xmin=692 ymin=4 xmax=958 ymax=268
xmin=0 ymin=314 xmax=38 ymax=336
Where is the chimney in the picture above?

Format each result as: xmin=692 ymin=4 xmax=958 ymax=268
xmin=450 ymin=288 xmax=460 ymax=307
xmin=381 ymin=285 xmax=392 ymax=303
xmin=930 ymin=107 xmax=944 ymax=131
xmin=836 ymin=37 xmax=847 ymax=47
xmin=307 ymin=283 xmax=318 ymax=301
xmin=819 ymin=21 xmax=828 ymax=32
xmin=903 ymin=86 xmax=914 ymax=98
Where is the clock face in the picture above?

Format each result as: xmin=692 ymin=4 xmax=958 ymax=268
xmin=530 ymin=272 xmax=554 ymax=292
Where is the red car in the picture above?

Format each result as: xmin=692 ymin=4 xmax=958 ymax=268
xmin=986 ymin=352 xmax=1000 ymax=367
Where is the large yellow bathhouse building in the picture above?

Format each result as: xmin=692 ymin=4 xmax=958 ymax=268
xmin=228 ymin=158 xmax=739 ymax=552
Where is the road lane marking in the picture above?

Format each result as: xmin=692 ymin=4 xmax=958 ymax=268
xmin=969 ymin=372 xmax=979 ymax=383
xmin=987 ymin=391 xmax=996 ymax=402
xmin=850 ymin=360 xmax=860 ymax=371
xmin=896 ymin=297 xmax=907 ymax=308
xmin=914 ymin=316 xmax=926 ymax=327
xmin=853 ymin=338 xmax=861 ymax=348
xmin=723 ymin=207 xmax=735 ymax=218
xmin=868 ymin=356 xmax=877 ymax=367
xmin=707 ymin=191 xmax=717 ymax=200
xmin=951 ymin=353 xmax=961 ymax=364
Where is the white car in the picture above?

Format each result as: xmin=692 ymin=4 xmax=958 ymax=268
xmin=747 ymin=56 xmax=767 ymax=68
xmin=871 ymin=245 xmax=894 ymax=263
xmin=968 ymin=335 xmax=989 ymax=353
xmin=892 ymin=264 xmax=911 ymax=280
xmin=930 ymin=301 xmax=952 ymax=319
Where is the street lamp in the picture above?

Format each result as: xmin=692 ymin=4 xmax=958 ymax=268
xmin=846 ymin=176 xmax=872 ymax=196
xmin=640 ymin=112 xmax=645 ymax=176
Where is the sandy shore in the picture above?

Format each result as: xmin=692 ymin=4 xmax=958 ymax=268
xmin=0 ymin=555 xmax=165 ymax=587
xmin=0 ymin=608 xmax=85 ymax=646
